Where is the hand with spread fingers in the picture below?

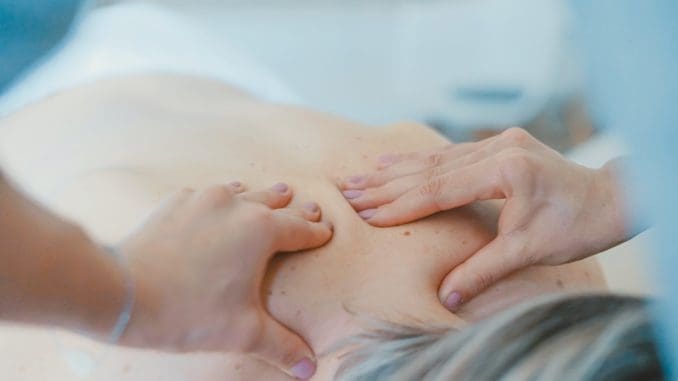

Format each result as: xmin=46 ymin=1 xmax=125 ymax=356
xmin=118 ymin=182 xmax=332 ymax=380
xmin=340 ymin=127 xmax=631 ymax=313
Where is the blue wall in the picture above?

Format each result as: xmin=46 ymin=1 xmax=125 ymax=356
xmin=0 ymin=0 xmax=82 ymax=92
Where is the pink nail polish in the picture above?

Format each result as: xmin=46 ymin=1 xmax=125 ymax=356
xmin=347 ymin=175 xmax=364 ymax=184
xmin=358 ymin=208 xmax=377 ymax=219
xmin=444 ymin=292 xmax=463 ymax=312
xmin=272 ymin=183 xmax=289 ymax=193
xmin=303 ymin=202 xmax=319 ymax=213
xmin=290 ymin=358 xmax=316 ymax=380
xmin=342 ymin=190 xmax=363 ymax=199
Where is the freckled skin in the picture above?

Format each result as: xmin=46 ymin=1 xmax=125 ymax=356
xmin=0 ymin=75 xmax=607 ymax=381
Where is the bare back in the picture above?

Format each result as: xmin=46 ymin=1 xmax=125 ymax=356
xmin=0 ymin=75 xmax=605 ymax=380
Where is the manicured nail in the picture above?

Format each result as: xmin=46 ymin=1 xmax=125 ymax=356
xmin=444 ymin=291 xmax=463 ymax=312
xmin=342 ymin=190 xmax=363 ymax=199
xmin=358 ymin=208 xmax=377 ymax=219
xmin=272 ymin=183 xmax=289 ymax=193
xmin=303 ymin=202 xmax=319 ymax=213
xmin=346 ymin=175 xmax=364 ymax=184
xmin=290 ymin=358 xmax=316 ymax=380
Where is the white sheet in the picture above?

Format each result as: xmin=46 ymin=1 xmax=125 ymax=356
xmin=0 ymin=2 xmax=301 ymax=118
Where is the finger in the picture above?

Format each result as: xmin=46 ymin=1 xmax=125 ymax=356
xmin=361 ymin=157 xmax=505 ymax=226
xmin=375 ymin=152 xmax=410 ymax=169
xmin=375 ymin=144 xmax=452 ymax=169
xmin=193 ymin=185 xmax=237 ymax=209
xmin=345 ymin=141 xmax=502 ymax=210
xmin=250 ymin=315 xmax=317 ymax=380
xmin=342 ymin=142 xmax=490 ymax=191
xmin=432 ymin=138 xmax=504 ymax=173
xmin=269 ymin=211 xmax=333 ymax=253
xmin=276 ymin=202 xmax=322 ymax=222
xmin=238 ymin=183 xmax=292 ymax=209
xmin=438 ymin=236 xmax=530 ymax=312
xmin=228 ymin=181 xmax=246 ymax=194
xmin=342 ymin=157 xmax=431 ymax=190
xmin=343 ymin=173 xmax=423 ymax=211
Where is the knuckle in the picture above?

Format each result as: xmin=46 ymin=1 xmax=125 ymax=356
xmin=502 ymin=234 xmax=532 ymax=265
xmin=498 ymin=148 xmax=536 ymax=184
xmin=418 ymin=177 xmax=443 ymax=197
xmin=418 ymin=175 xmax=448 ymax=208
xmin=469 ymin=271 xmax=495 ymax=293
xmin=501 ymin=127 xmax=533 ymax=147
xmin=423 ymin=165 xmax=444 ymax=181
xmin=248 ymin=205 xmax=274 ymax=226
xmin=200 ymin=185 xmax=234 ymax=205
xmin=424 ymin=152 xmax=444 ymax=168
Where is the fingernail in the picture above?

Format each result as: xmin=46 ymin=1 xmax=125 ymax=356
xmin=346 ymin=175 xmax=364 ymax=184
xmin=444 ymin=291 xmax=463 ymax=312
xmin=272 ymin=183 xmax=289 ymax=193
xmin=358 ymin=208 xmax=377 ymax=219
xmin=377 ymin=154 xmax=397 ymax=166
xmin=303 ymin=202 xmax=319 ymax=213
xmin=290 ymin=358 xmax=316 ymax=380
xmin=229 ymin=181 xmax=242 ymax=188
xmin=342 ymin=190 xmax=363 ymax=199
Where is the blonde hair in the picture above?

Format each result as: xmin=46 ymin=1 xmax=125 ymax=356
xmin=336 ymin=294 xmax=662 ymax=381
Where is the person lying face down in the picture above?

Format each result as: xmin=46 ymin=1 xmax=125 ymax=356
xmin=0 ymin=74 xmax=662 ymax=380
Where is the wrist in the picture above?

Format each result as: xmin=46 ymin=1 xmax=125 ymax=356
xmin=592 ymin=159 xmax=629 ymax=247
xmin=34 ymin=227 xmax=131 ymax=338
xmin=113 ymin=248 xmax=164 ymax=349
xmin=103 ymin=246 xmax=135 ymax=343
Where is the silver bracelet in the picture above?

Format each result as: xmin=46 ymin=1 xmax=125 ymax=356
xmin=105 ymin=246 xmax=136 ymax=344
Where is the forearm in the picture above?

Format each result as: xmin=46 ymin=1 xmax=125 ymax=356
xmin=0 ymin=172 xmax=126 ymax=339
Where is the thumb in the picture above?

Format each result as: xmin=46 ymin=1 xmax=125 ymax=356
xmin=249 ymin=315 xmax=317 ymax=380
xmin=438 ymin=236 xmax=527 ymax=312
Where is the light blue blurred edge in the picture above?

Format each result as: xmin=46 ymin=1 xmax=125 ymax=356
xmin=571 ymin=1 xmax=678 ymax=378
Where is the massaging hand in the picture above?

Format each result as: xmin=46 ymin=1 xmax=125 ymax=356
xmin=341 ymin=128 xmax=627 ymax=312
xmin=117 ymin=182 xmax=332 ymax=380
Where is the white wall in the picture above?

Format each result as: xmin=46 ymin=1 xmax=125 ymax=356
xmin=135 ymin=0 xmax=581 ymax=128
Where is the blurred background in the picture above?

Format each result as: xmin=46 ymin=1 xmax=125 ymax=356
xmin=99 ymin=0 xmax=592 ymax=150
xmin=4 ymin=0 xmax=597 ymax=148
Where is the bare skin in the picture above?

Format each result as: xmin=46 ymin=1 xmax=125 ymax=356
xmin=0 ymin=74 xmax=606 ymax=380
xmin=0 ymin=175 xmax=331 ymax=379
xmin=340 ymin=128 xmax=629 ymax=311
